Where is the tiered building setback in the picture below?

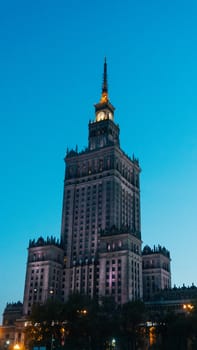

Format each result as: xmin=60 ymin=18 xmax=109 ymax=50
xmin=61 ymin=60 xmax=143 ymax=304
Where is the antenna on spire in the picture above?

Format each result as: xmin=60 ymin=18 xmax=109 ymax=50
xmin=100 ymin=57 xmax=109 ymax=103
xmin=102 ymin=57 xmax=108 ymax=93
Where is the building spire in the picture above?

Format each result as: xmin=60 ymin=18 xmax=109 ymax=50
xmin=100 ymin=57 xmax=109 ymax=103
xmin=94 ymin=58 xmax=115 ymax=120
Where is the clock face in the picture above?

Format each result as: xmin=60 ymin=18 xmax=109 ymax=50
xmin=97 ymin=111 xmax=105 ymax=121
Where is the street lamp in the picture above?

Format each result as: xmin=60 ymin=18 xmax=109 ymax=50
xmin=111 ymin=338 xmax=116 ymax=349
xmin=5 ymin=340 xmax=10 ymax=350
xmin=13 ymin=344 xmax=20 ymax=350
xmin=183 ymin=303 xmax=194 ymax=312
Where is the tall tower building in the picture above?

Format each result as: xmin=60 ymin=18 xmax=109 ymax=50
xmin=61 ymin=60 xmax=143 ymax=304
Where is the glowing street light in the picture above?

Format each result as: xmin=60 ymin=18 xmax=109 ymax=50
xmin=13 ymin=344 xmax=20 ymax=350
xmin=183 ymin=303 xmax=194 ymax=311
xmin=111 ymin=338 xmax=116 ymax=349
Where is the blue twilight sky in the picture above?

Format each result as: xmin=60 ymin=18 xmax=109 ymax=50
xmin=1 ymin=0 xmax=197 ymax=321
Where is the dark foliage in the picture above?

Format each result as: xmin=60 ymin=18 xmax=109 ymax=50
xmin=25 ymin=296 xmax=197 ymax=350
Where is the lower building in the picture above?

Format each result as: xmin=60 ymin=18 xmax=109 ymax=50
xmin=142 ymin=245 xmax=171 ymax=301
xmin=23 ymin=237 xmax=64 ymax=316
xmin=0 ymin=303 xmax=25 ymax=350
xmin=2 ymin=303 xmax=23 ymax=327
xmin=145 ymin=284 xmax=197 ymax=314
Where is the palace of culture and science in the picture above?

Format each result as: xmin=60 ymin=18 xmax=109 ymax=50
xmin=21 ymin=60 xmax=171 ymax=317
xmin=3 ymin=60 xmax=197 ymax=350
xmin=23 ymin=60 xmax=144 ymax=315
xmin=0 ymin=62 xmax=171 ymax=344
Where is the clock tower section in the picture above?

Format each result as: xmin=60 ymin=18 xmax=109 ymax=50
xmin=88 ymin=59 xmax=120 ymax=150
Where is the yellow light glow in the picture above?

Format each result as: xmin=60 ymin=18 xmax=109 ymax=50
xmin=183 ymin=303 xmax=194 ymax=311
xmin=149 ymin=326 xmax=156 ymax=346
xmin=100 ymin=92 xmax=108 ymax=103
xmin=77 ymin=309 xmax=88 ymax=315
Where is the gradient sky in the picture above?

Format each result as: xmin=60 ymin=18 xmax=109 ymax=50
xmin=1 ymin=0 xmax=197 ymax=322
